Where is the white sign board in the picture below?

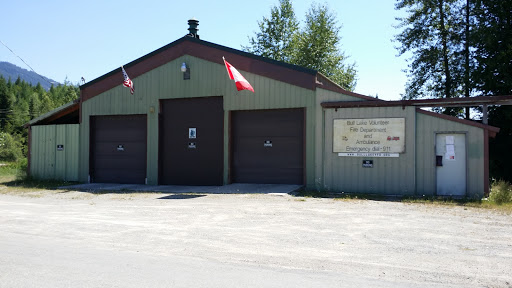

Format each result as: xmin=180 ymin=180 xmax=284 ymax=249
xmin=333 ymin=118 xmax=405 ymax=154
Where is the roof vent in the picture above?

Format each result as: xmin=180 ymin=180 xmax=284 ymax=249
xmin=187 ymin=18 xmax=199 ymax=39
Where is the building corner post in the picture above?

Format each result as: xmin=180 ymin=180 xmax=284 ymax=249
xmin=484 ymin=129 xmax=490 ymax=197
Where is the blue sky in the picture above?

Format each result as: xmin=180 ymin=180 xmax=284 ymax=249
xmin=1 ymin=0 xmax=408 ymax=100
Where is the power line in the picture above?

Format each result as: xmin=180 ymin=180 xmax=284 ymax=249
xmin=0 ymin=39 xmax=54 ymax=86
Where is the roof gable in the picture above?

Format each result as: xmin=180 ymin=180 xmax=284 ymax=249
xmin=80 ymin=36 xmax=373 ymax=102
xmin=81 ymin=36 xmax=317 ymax=102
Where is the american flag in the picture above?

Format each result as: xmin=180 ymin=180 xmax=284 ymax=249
xmin=121 ymin=66 xmax=134 ymax=94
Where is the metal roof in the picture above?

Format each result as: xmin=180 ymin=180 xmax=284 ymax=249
xmin=24 ymin=99 xmax=79 ymax=127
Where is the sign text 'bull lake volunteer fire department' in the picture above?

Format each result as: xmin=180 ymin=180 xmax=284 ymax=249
xmin=333 ymin=118 xmax=405 ymax=157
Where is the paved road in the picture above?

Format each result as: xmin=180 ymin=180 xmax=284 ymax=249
xmin=0 ymin=191 xmax=511 ymax=287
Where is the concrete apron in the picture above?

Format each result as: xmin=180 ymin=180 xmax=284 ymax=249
xmin=59 ymin=183 xmax=303 ymax=195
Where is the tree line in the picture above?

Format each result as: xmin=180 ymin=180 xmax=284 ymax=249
xmin=0 ymin=76 xmax=78 ymax=162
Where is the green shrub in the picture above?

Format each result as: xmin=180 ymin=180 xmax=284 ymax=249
xmin=489 ymin=180 xmax=512 ymax=205
xmin=0 ymin=132 xmax=23 ymax=162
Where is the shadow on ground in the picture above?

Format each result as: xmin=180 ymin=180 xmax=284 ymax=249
xmin=158 ymin=194 xmax=207 ymax=200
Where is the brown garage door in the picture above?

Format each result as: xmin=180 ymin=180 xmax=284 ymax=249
xmin=160 ymin=97 xmax=224 ymax=185
xmin=231 ymin=108 xmax=304 ymax=184
xmin=90 ymin=115 xmax=147 ymax=184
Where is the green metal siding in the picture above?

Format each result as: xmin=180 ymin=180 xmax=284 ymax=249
xmin=80 ymin=56 xmax=317 ymax=185
xmin=30 ymin=124 xmax=79 ymax=181
xmin=416 ymin=112 xmax=484 ymax=198
xmin=314 ymin=88 xmax=372 ymax=189
xmin=322 ymin=106 xmax=416 ymax=195
xmin=320 ymin=106 xmax=485 ymax=197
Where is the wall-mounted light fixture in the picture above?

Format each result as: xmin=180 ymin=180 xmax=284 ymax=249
xmin=181 ymin=62 xmax=190 ymax=80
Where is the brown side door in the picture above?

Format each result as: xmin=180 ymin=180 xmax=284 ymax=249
xmin=160 ymin=97 xmax=224 ymax=185
xmin=90 ymin=115 xmax=147 ymax=184
xmin=231 ymin=108 xmax=304 ymax=184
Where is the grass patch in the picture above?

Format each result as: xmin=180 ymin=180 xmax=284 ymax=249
xmin=0 ymin=161 xmax=26 ymax=186
xmin=294 ymin=190 xmax=330 ymax=198
xmin=0 ymin=161 xmax=25 ymax=178
xmin=295 ymin=188 xmax=512 ymax=213
xmin=0 ymin=162 xmax=77 ymax=195
xmin=405 ymin=196 xmax=512 ymax=213
xmin=0 ymin=177 xmax=77 ymax=195
xmin=401 ymin=196 xmax=475 ymax=205
xmin=295 ymin=189 xmax=396 ymax=201
xmin=3 ymin=177 xmax=76 ymax=190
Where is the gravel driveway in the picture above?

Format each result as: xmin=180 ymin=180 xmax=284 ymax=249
xmin=0 ymin=190 xmax=511 ymax=287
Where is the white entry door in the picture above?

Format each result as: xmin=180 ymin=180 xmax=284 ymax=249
xmin=436 ymin=133 xmax=467 ymax=196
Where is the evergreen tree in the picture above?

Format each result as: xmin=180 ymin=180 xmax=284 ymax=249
xmin=472 ymin=0 xmax=512 ymax=96
xmin=10 ymin=98 xmax=29 ymax=135
xmin=472 ymin=0 xmax=512 ymax=182
xmin=61 ymin=85 xmax=79 ymax=106
xmin=395 ymin=0 xmax=464 ymax=106
xmin=244 ymin=1 xmax=357 ymax=90
xmin=291 ymin=3 xmax=356 ymax=90
xmin=463 ymin=0 xmax=474 ymax=119
xmin=34 ymin=83 xmax=44 ymax=97
xmin=6 ymin=77 xmax=12 ymax=90
xmin=39 ymin=91 xmax=54 ymax=115
xmin=0 ymin=76 xmax=13 ymax=130
xmin=243 ymin=0 xmax=299 ymax=63
xmin=28 ymin=93 xmax=40 ymax=120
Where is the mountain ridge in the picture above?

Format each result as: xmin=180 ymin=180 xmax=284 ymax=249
xmin=0 ymin=61 xmax=59 ymax=90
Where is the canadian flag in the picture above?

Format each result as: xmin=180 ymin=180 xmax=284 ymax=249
xmin=223 ymin=57 xmax=254 ymax=92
